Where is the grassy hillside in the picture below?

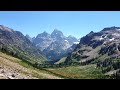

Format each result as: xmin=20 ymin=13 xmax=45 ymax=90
xmin=45 ymin=64 xmax=105 ymax=79
xmin=0 ymin=52 xmax=61 ymax=79
xmin=0 ymin=25 xmax=49 ymax=65
xmin=55 ymin=57 xmax=67 ymax=64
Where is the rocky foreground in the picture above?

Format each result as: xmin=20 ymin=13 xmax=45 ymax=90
xmin=0 ymin=53 xmax=62 ymax=79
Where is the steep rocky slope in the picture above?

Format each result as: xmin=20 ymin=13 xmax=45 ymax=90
xmin=0 ymin=25 xmax=48 ymax=64
xmin=64 ymin=26 xmax=120 ymax=77
xmin=33 ymin=29 xmax=78 ymax=61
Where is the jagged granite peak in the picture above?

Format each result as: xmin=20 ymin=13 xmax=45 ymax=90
xmin=33 ymin=31 xmax=53 ymax=51
xmin=51 ymin=29 xmax=64 ymax=39
xmin=36 ymin=31 xmax=50 ymax=38
xmin=88 ymin=31 xmax=94 ymax=35
xmin=52 ymin=29 xmax=62 ymax=33
xmin=67 ymin=35 xmax=74 ymax=38
xmin=51 ymin=29 xmax=63 ymax=34
xmin=33 ymin=29 xmax=78 ymax=61
xmin=26 ymin=34 xmax=30 ymax=37
xmin=43 ymin=31 xmax=48 ymax=34
xmin=26 ymin=34 xmax=32 ymax=42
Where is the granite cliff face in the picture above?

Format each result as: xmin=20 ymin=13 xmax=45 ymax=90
xmin=33 ymin=29 xmax=78 ymax=61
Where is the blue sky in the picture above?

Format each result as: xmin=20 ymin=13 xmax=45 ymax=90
xmin=0 ymin=11 xmax=120 ymax=39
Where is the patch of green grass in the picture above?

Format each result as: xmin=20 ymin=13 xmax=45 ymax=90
xmin=55 ymin=57 xmax=67 ymax=64
xmin=98 ymin=54 xmax=109 ymax=61
xmin=46 ymin=64 xmax=105 ymax=79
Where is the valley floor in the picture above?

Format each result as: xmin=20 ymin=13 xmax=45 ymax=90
xmin=0 ymin=52 xmax=105 ymax=79
xmin=45 ymin=64 xmax=105 ymax=79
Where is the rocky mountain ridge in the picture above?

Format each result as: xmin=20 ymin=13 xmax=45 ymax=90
xmin=63 ymin=26 xmax=120 ymax=77
xmin=31 ymin=29 xmax=79 ymax=61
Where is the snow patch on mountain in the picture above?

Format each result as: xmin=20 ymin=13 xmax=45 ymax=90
xmin=73 ymin=42 xmax=79 ymax=44
xmin=112 ymin=33 xmax=120 ymax=36
xmin=64 ymin=40 xmax=68 ymax=42
xmin=109 ymin=38 xmax=115 ymax=41
xmin=99 ymin=37 xmax=104 ymax=40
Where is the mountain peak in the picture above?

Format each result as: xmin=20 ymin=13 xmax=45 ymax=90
xmin=0 ymin=25 xmax=14 ymax=32
xmin=53 ymin=29 xmax=60 ymax=32
xmin=51 ymin=29 xmax=63 ymax=34
xmin=102 ymin=26 xmax=120 ymax=31
xmin=37 ymin=31 xmax=50 ymax=38
xmin=42 ymin=31 xmax=49 ymax=36
xmin=43 ymin=31 xmax=48 ymax=34
xmin=26 ymin=34 xmax=32 ymax=42
xmin=68 ymin=35 xmax=74 ymax=38
xmin=26 ymin=34 xmax=30 ymax=37
xmin=51 ymin=29 xmax=64 ymax=39
xmin=89 ymin=31 xmax=94 ymax=34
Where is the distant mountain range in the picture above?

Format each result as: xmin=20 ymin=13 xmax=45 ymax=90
xmin=1 ymin=24 xmax=120 ymax=78
xmin=27 ymin=29 xmax=79 ymax=61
